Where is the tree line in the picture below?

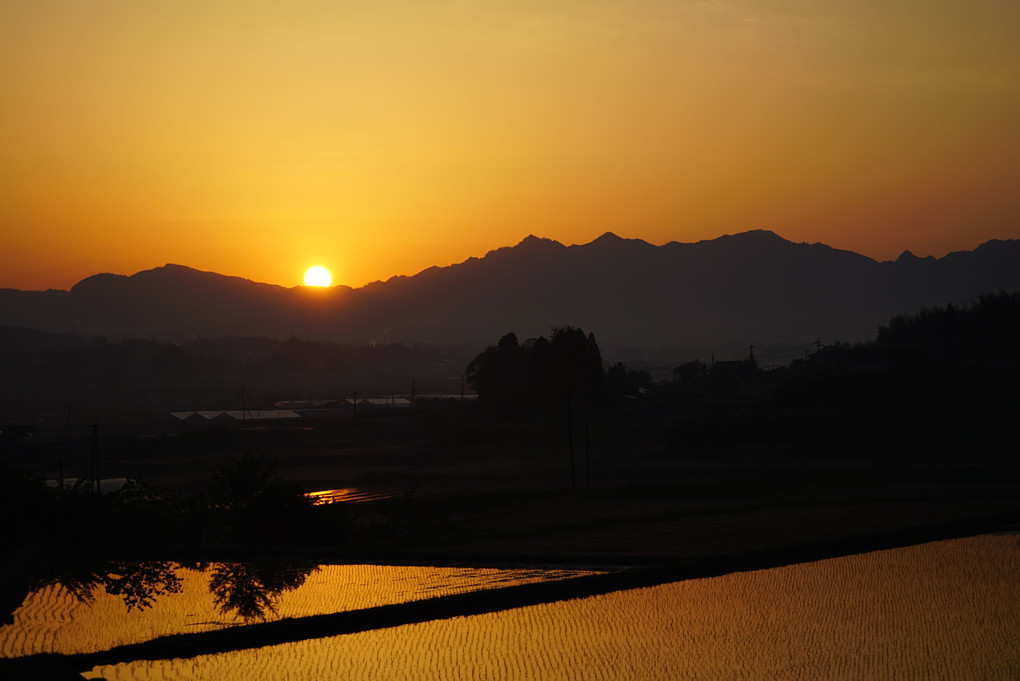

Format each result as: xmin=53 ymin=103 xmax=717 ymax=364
xmin=876 ymin=290 xmax=1020 ymax=364
xmin=465 ymin=326 xmax=651 ymax=412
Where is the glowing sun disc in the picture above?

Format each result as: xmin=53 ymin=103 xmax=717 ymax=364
xmin=304 ymin=266 xmax=332 ymax=287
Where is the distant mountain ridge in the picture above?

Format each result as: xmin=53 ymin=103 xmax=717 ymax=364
xmin=1 ymin=230 xmax=1018 ymax=349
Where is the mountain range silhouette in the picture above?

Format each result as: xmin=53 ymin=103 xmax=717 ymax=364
xmin=1 ymin=230 xmax=1018 ymax=349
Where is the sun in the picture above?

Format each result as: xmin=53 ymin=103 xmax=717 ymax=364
xmin=303 ymin=266 xmax=332 ymax=287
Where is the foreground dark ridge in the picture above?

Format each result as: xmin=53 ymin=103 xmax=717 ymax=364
xmin=15 ymin=508 xmax=1012 ymax=673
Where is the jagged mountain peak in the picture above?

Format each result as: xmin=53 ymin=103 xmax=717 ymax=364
xmin=3 ymin=232 xmax=1019 ymax=347
xmin=480 ymin=234 xmax=565 ymax=261
xmin=591 ymin=231 xmax=625 ymax=244
xmin=585 ymin=232 xmax=653 ymax=249
xmin=895 ymin=249 xmax=942 ymax=265
xmin=516 ymin=234 xmax=565 ymax=249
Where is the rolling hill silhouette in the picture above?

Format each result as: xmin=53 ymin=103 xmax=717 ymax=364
xmin=1 ymin=231 xmax=1018 ymax=349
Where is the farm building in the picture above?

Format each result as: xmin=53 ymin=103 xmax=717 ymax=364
xmin=168 ymin=410 xmax=301 ymax=423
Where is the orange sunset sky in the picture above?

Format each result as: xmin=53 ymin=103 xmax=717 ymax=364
xmin=2 ymin=1 xmax=1019 ymax=291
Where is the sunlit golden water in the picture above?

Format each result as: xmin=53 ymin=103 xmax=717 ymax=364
xmin=0 ymin=564 xmax=595 ymax=658
xmin=76 ymin=535 xmax=1020 ymax=681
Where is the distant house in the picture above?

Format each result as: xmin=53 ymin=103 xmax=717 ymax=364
xmin=339 ymin=394 xmax=474 ymax=412
xmin=175 ymin=412 xmax=210 ymax=425
xmin=273 ymin=399 xmax=341 ymax=409
xmin=412 ymin=394 xmax=478 ymax=403
xmin=44 ymin=477 xmax=130 ymax=494
xmin=349 ymin=397 xmax=412 ymax=409
xmin=169 ymin=410 xmax=301 ymax=424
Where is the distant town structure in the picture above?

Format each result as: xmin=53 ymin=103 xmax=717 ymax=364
xmin=168 ymin=410 xmax=301 ymax=423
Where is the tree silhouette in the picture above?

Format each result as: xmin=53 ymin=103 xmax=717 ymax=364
xmin=4 ymin=558 xmax=316 ymax=626
xmin=607 ymin=362 xmax=653 ymax=397
xmin=465 ymin=332 xmax=529 ymax=406
xmin=467 ymin=326 xmax=607 ymax=411
xmin=208 ymin=454 xmax=314 ymax=544
xmin=207 ymin=561 xmax=318 ymax=621
xmin=211 ymin=454 xmax=277 ymax=509
xmin=876 ymin=290 xmax=1020 ymax=364
xmin=531 ymin=327 xmax=604 ymax=398
xmin=33 ymin=559 xmax=183 ymax=613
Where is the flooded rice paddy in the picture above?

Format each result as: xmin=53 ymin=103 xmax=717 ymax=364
xmin=1 ymin=563 xmax=596 ymax=657
xmin=2 ymin=534 xmax=1018 ymax=679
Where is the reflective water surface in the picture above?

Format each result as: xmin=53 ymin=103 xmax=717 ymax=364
xmin=2 ymin=535 xmax=1018 ymax=680
xmin=1 ymin=561 xmax=596 ymax=658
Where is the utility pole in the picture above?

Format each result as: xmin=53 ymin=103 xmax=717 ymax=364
xmin=566 ymin=394 xmax=576 ymax=492
xmin=61 ymin=402 xmax=70 ymax=502
xmin=585 ymin=418 xmax=591 ymax=492
xmin=91 ymin=421 xmax=101 ymax=495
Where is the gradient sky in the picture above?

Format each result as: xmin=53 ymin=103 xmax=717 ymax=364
xmin=2 ymin=1 xmax=1019 ymax=290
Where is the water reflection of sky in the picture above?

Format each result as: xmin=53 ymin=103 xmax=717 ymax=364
xmin=4 ymin=536 xmax=1017 ymax=680
xmin=0 ymin=563 xmax=598 ymax=657
xmin=304 ymin=488 xmax=388 ymax=504
xmin=82 ymin=536 xmax=1020 ymax=681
